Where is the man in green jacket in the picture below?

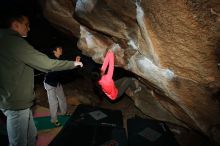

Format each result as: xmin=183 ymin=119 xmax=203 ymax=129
xmin=0 ymin=12 xmax=83 ymax=146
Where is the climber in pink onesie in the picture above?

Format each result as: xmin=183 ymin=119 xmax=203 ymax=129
xmin=93 ymin=47 xmax=141 ymax=101
xmin=98 ymin=50 xmax=118 ymax=100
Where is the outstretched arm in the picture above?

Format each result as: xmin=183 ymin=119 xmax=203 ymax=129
xmin=101 ymin=51 xmax=110 ymax=73
xmin=100 ymin=50 xmax=114 ymax=78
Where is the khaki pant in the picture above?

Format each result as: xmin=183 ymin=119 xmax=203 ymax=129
xmin=44 ymin=83 xmax=67 ymax=123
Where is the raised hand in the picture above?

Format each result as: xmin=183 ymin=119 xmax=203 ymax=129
xmin=74 ymin=61 xmax=83 ymax=67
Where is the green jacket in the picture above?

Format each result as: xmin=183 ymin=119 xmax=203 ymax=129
xmin=0 ymin=29 xmax=76 ymax=110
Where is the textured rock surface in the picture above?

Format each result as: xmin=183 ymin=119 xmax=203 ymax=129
xmin=40 ymin=0 xmax=220 ymax=144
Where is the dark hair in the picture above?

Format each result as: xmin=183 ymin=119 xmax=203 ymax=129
xmin=0 ymin=11 xmax=27 ymax=28
xmin=47 ymin=45 xmax=62 ymax=58
xmin=91 ymin=71 xmax=108 ymax=101
xmin=91 ymin=71 xmax=101 ymax=82
xmin=49 ymin=46 xmax=62 ymax=52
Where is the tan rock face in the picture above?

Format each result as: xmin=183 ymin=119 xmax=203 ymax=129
xmin=41 ymin=0 xmax=220 ymax=142
xmin=40 ymin=0 xmax=80 ymax=37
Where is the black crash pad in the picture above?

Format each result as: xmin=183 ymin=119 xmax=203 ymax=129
xmin=49 ymin=104 xmax=127 ymax=146
xmin=127 ymin=116 xmax=179 ymax=146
